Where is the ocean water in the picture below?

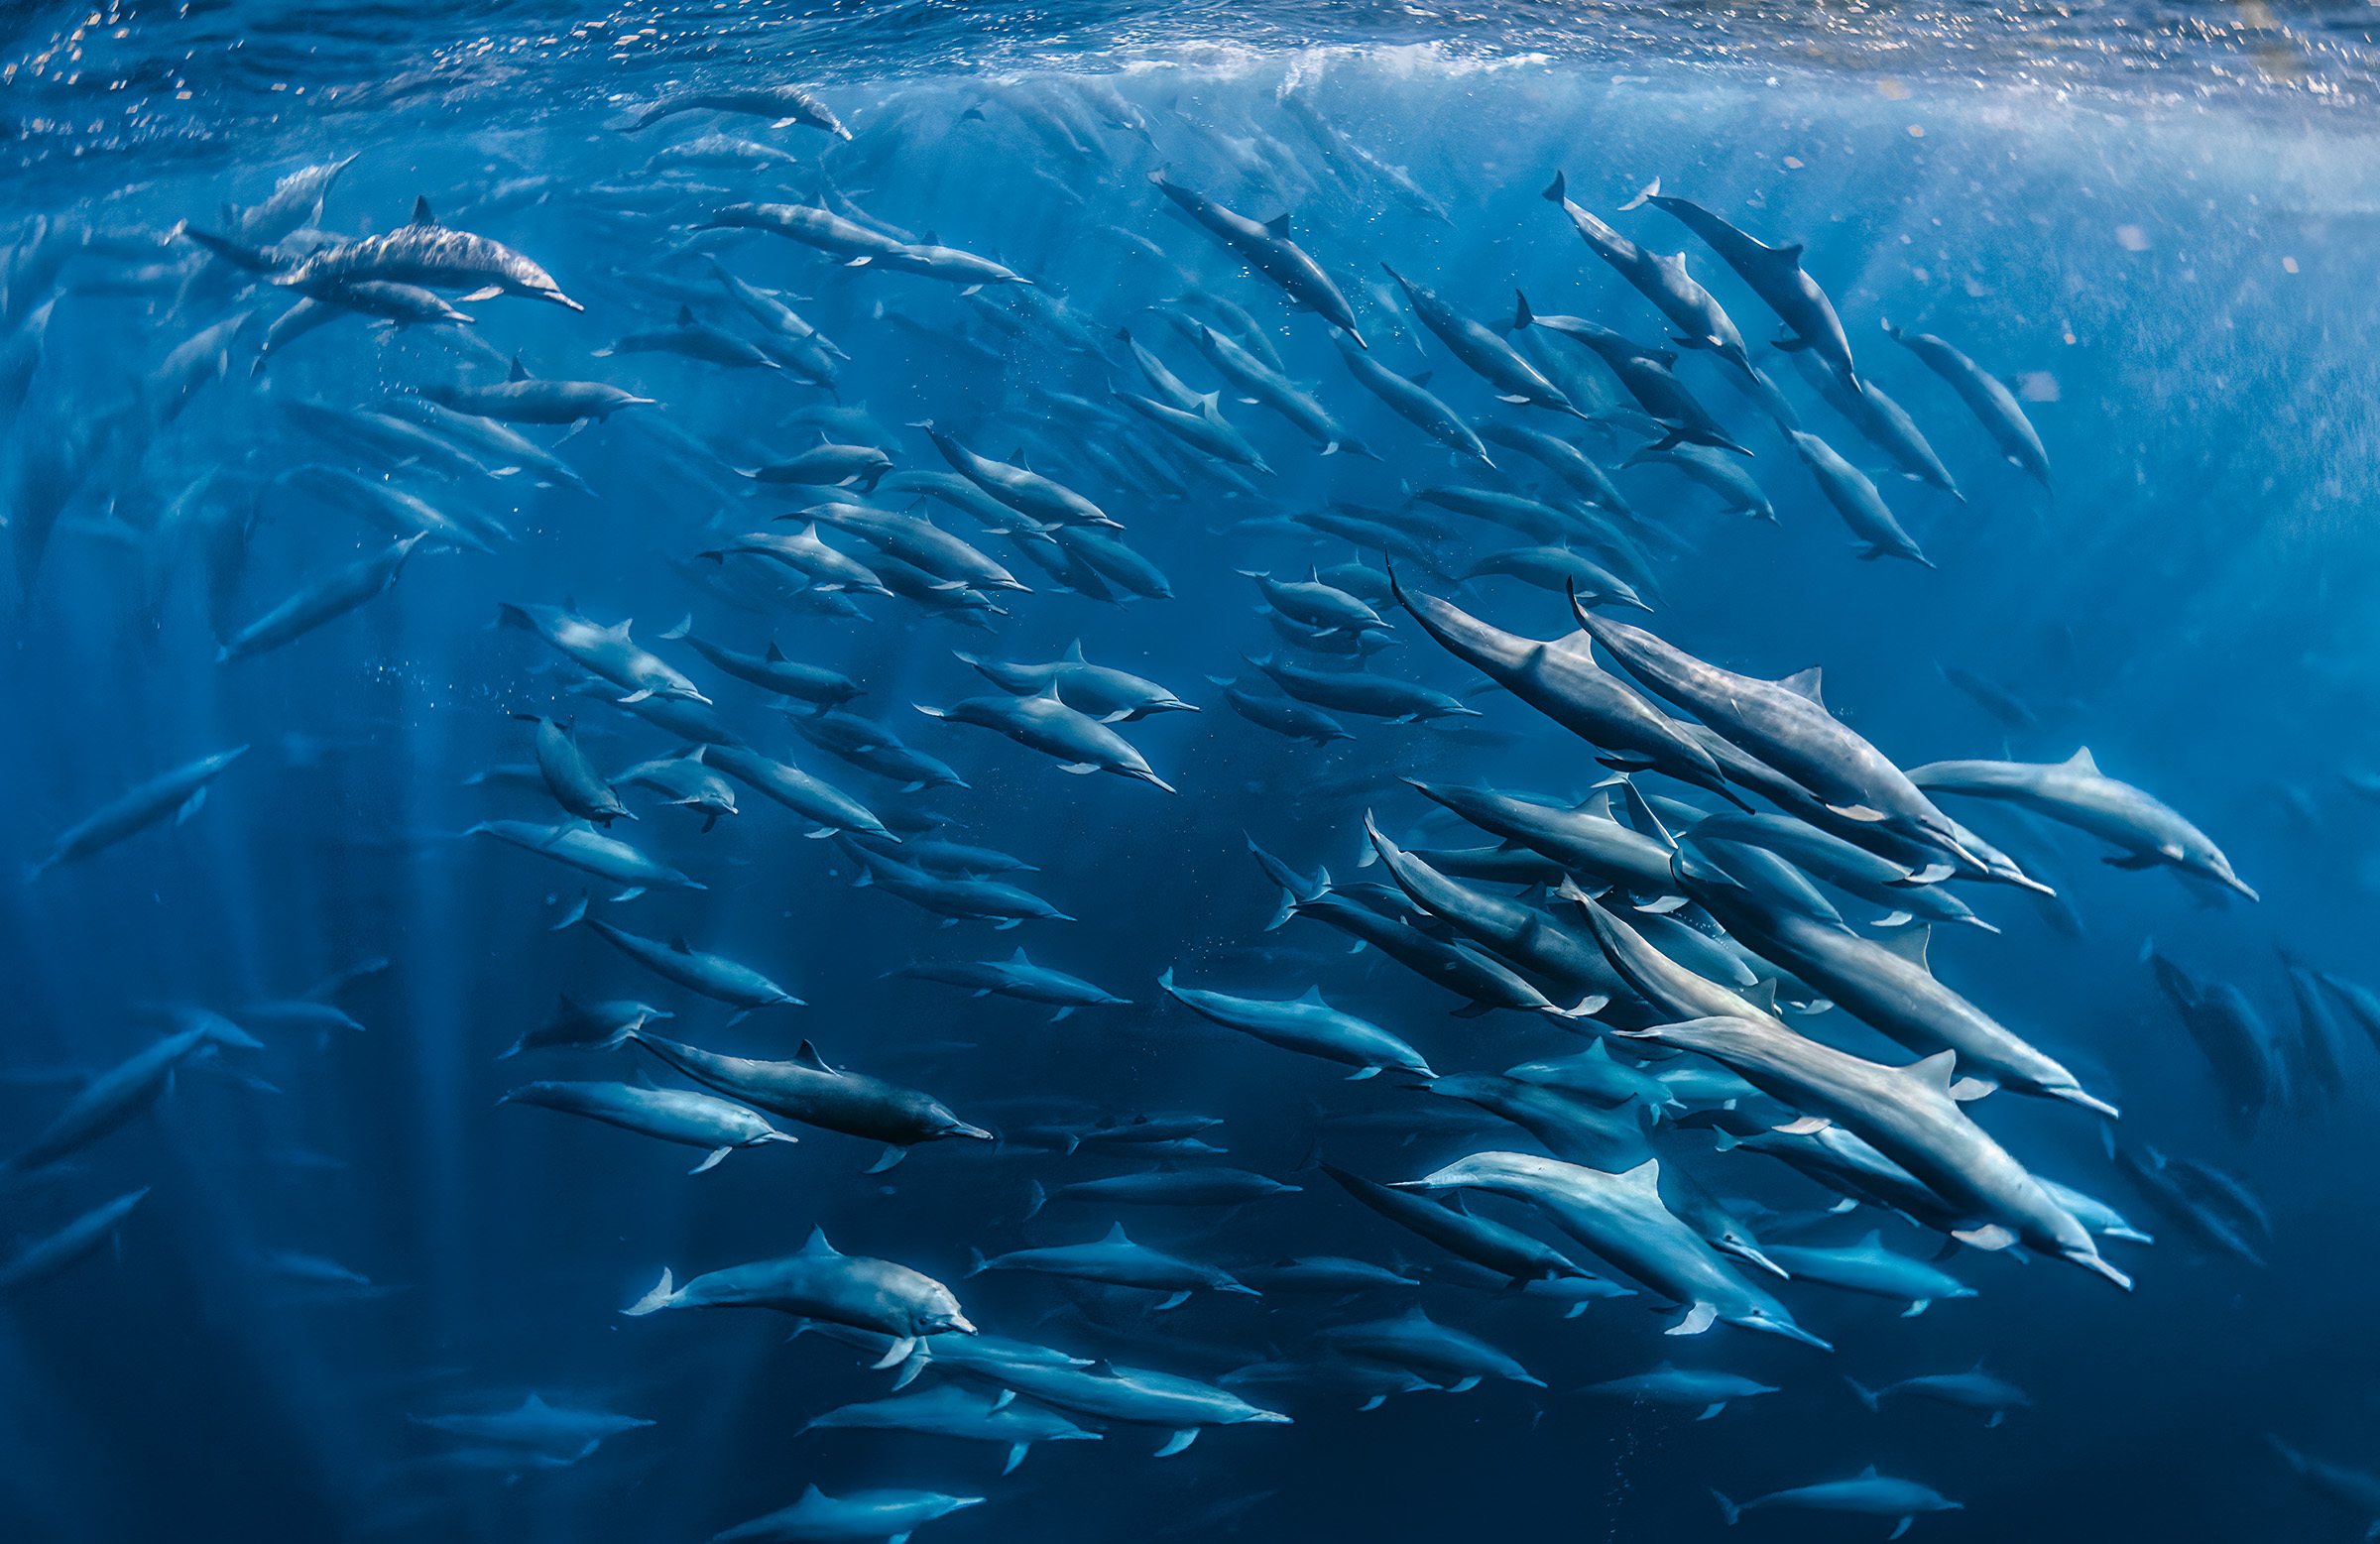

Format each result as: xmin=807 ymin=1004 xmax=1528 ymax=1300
xmin=4 ymin=3 xmax=2379 ymax=1540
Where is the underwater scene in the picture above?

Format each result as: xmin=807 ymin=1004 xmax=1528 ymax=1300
xmin=4 ymin=1 xmax=2379 ymax=1539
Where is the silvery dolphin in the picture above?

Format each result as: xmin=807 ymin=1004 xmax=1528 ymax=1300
xmin=1845 ymin=1363 xmax=2030 ymax=1426
xmin=624 ymin=1031 xmax=992 ymax=1166
xmin=968 ymin=1222 xmax=1257 ymax=1309
xmin=276 ymin=196 xmax=582 ymax=310
xmin=624 ymin=1227 xmax=975 ymax=1370
xmin=1572 ymin=1362 xmax=1780 ymax=1421
xmin=916 ymin=686 xmax=1175 ymax=792
xmin=1906 ymin=748 xmax=2255 ymax=900
xmin=1146 ymin=167 xmax=1364 ymax=344
xmin=1381 ymin=263 xmax=1586 ymax=417
xmin=799 ymin=1383 xmax=1099 ymax=1476
xmin=1399 ymin=1152 xmax=1828 ymax=1348
xmin=499 ymin=1078 xmax=797 ymax=1173
xmin=217 ymin=534 xmax=426 ymax=662
xmin=1788 ymin=429 xmax=1932 ymax=567
xmin=467 ymin=820 xmax=701 ymax=900
xmin=2 ymin=1010 xmax=263 ymax=1175
xmin=1756 ymin=1232 xmax=1976 ymax=1316
xmin=1625 ymin=179 xmax=1858 ymax=388
xmin=578 ymin=918 xmax=799 ymax=1012
xmin=26 ymin=745 xmax=247 ymax=880
xmin=1886 ymin=322 xmax=2051 ymax=487
xmin=0 ymin=1189 xmax=151 ymax=1295
xmin=1158 ymin=969 xmax=1434 ymax=1079
xmin=1541 ymin=171 xmax=1751 ymax=369
xmin=1712 ymin=1468 xmax=1963 ymax=1538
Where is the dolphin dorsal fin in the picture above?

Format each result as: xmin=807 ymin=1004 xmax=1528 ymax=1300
xmin=1741 ymin=979 xmax=1780 ymax=1016
xmin=1263 ymin=213 xmax=1291 ymax=238
xmin=1011 ymin=447 xmax=1031 ymax=469
xmin=1103 ymin=1223 xmax=1130 ymax=1244
xmin=800 ymin=1485 xmax=825 ymax=1502
xmin=1084 ymin=1359 xmax=1122 ymax=1378
xmin=521 ymin=1392 xmax=548 ymax=1410
xmin=1008 ymin=947 xmax=1030 ymax=965
xmin=793 ymin=1040 xmax=835 ymax=1074
xmin=1033 ymin=679 xmax=1064 ymax=701
xmin=676 ymin=303 xmax=695 ymax=326
xmin=1583 ymin=1038 xmax=1611 ymax=1062
xmin=801 ymin=1227 xmax=839 ymax=1256
xmin=1062 ymin=640 xmax=1086 ymax=662
xmin=1878 ymin=924 xmax=1933 ymax=972
xmin=1906 ymin=1048 xmax=1959 ymax=1092
xmin=2065 ymin=746 xmax=2100 ymax=774
xmin=1856 ymin=1230 xmax=1883 ymax=1250
xmin=1297 ymin=985 xmax=1326 ymax=1005
xmin=1857 ymin=1464 xmax=1878 ymax=1481
xmin=409 ymin=195 xmax=439 ymax=227
xmin=507 ymin=353 xmax=530 ymax=384
xmin=669 ymin=935 xmax=693 ymax=954
xmin=766 ymin=642 xmax=787 ymax=661
xmin=1616 ymin=1157 xmax=1662 ymax=1193
xmin=1774 ymin=666 xmax=1824 ymax=706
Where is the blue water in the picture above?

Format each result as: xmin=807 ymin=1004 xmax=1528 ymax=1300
xmin=5 ymin=3 xmax=2379 ymax=1539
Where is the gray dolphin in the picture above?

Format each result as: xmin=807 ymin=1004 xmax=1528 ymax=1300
xmin=624 ymin=1227 xmax=973 ymax=1368
xmin=500 ymin=1079 xmax=795 ymax=1173
xmin=275 ymin=195 xmax=582 ymax=310
xmin=1146 ymin=167 xmax=1363 ymax=344
xmin=1789 ymin=429 xmax=1932 ymax=566
xmin=27 ymin=745 xmax=247 ymax=880
xmin=626 ymin=1031 xmax=990 ymax=1165
xmin=1624 ymin=178 xmax=1858 ymax=388
xmin=1158 ymin=970 xmax=1433 ymax=1078
xmin=1885 ymin=322 xmax=2051 ymax=487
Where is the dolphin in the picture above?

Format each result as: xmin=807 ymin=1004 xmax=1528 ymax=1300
xmin=1782 ymin=348 xmax=1960 ymax=501
xmin=704 ymin=525 xmax=892 ymax=596
xmin=217 ymin=534 xmax=426 ymax=662
xmin=1322 ymin=1163 xmax=1599 ymax=1286
xmin=1788 ymin=429 xmax=1933 ymax=567
xmin=2 ymin=1010 xmax=263 ymax=1175
xmin=612 ymin=747 xmax=740 ymax=832
xmin=955 ymin=642 xmax=1195 ymax=722
xmin=840 ymin=841 xmax=1071 ymax=927
xmin=800 ymin=1384 xmax=1099 ymax=1475
xmin=892 ymin=948 xmax=1128 ymax=1019
xmin=412 ymin=1392 xmax=652 ymax=1460
xmin=275 ymin=195 xmax=582 ymax=310
xmin=1513 ymin=295 xmax=1748 ymax=453
xmin=578 ymin=918 xmax=798 ymax=1011
xmin=797 ymin=502 xmax=1026 ymax=592
xmin=1759 ymin=1232 xmax=1975 ymax=1316
xmin=1711 ymin=1467 xmax=1962 ymax=1538
xmin=626 ymin=1227 xmax=974 ymax=1368
xmin=1381 ymin=264 xmax=1586 ymax=416
xmin=497 ymin=602 xmax=711 ymax=705
xmin=499 ymin=1079 xmax=797 ymax=1173
xmin=26 ymin=746 xmax=247 ymax=880
xmin=624 ymin=1032 xmax=988 ymax=1168
xmin=372 ymin=397 xmax=591 ymax=494
xmin=1311 ymin=1304 xmax=1546 ymax=1388
xmin=500 ymin=995 xmax=671 ymax=1060
xmin=1885 ymin=322 xmax=2051 ymax=487
xmin=655 ymin=621 xmax=859 ymax=707
xmin=910 ymin=419 xmax=1118 ymax=528
xmin=1173 ymin=318 xmax=1377 ymax=457
xmin=232 ymin=153 xmax=359 ymax=241
xmin=1146 ymin=167 xmax=1363 ymax=344
xmin=468 ymin=820 xmax=701 ymax=899
xmin=1216 ymin=679 xmax=1355 ymax=745
xmin=512 ymin=715 xmax=634 ymax=826
xmin=1393 ymin=580 xmax=1735 ymax=801
xmin=1570 ymin=601 xmax=1977 ymax=870
xmin=696 ymin=200 xmax=910 ymax=263
xmin=1158 ymin=969 xmax=1434 ymax=1078
xmin=1242 ymin=653 xmax=1477 ymax=724
xmin=626 ymin=84 xmax=849 ymax=137
xmin=1542 ymin=170 xmax=1752 ymax=371
xmin=1334 ymin=334 xmax=1492 ymax=463
xmin=1399 ymin=1152 xmax=1826 ymax=1348
xmin=1906 ymin=748 xmax=2256 ymax=900
xmin=1476 ymin=418 xmax=1636 ymax=515
xmin=1624 ymin=179 xmax=1858 ymax=388
xmin=699 ymin=745 xmax=895 ymax=840
xmin=1030 ymin=1168 xmax=1298 ymax=1214
xmin=0 ymin=1189 xmax=151 ymax=1295
xmin=902 ymin=1352 xmax=1288 ymax=1457
xmin=1624 ymin=441 xmax=1775 ymax=521
xmin=416 ymin=353 xmax=654 ymax=424
xmin=1403 ymin=779 xmax=1684 ymax=899
xmin=1845 ymin=1363 xmax=2030 ymax=1426
xmin=1685 ymin=812 xmax=1995 ymax=932
xmin=969 ymin=1223 xmax=1257 ymax=1308
xmin=1676 ymin=858 xmax=2113 ymax=1115
xmin=1615 ymin=1015 xmax=2131 ymax=1291
xmin=1572 ymin=1362 xmax=1780 ymax=1421
xmin=743 ymin=442 xmax=894 ymax=493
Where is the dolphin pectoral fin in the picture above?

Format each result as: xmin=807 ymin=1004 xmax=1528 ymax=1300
xmin=1986 ymin=1410 xmax=2004 ymax=1429
xmin=1951 ymin=1225 xmax=2018 ymax=1251
xmin=549 ymin=892 xmax=590 ymax=931
xmin=1946 ymin=1077 xmax=1997 ymax=1102
xmin=1449 ymin=1375 xmax=1482 ymax=1392
xmin=869 ymin=1336 xmax=918 ymax=1370
xmin=1900 ymin=1299 xmax=1931 ymax=1318
xmin=1666 ymin=1301 xmax=1719 ymax=1337
xmin=1887 ymin=1519 xmax=1913 ymax=1541
xmin=176 ymin=786 xmax=209 ymax=825
xmin=1057 ymin=762 xmax=1099 ymax=774
xmin=1828 ymin=1196 xmax=1860 ymax=1214
xmin=1002 ymin=1442 xmax=1027 ymax=1475
xmin=1154 ymin=1290 xmax=1190 ymax=1311
xmin=865 ymin=1145 xmax=908 ymax=1174
xmin=1695 ymin=1402 xmax=1726 ymax=1421
xmin=617 ymin=689 xmax=654 ymax=704
xmin=688 ymin=1147 xmax=732 ymax=1175
xmin=610 ymin=887 xmax=646 ymax=902
xmin=2102 ymin=852 xmax=2158 ymax=870
xmin=890 ymin=1355 xmax=929 ymax=1390
xmin=1771 ymin=1115 xmax=1830 ymax=1135
xmin=1346 ymin=1066 xmax=1381 ymax=1080
xmin=1154 ymin=1428 xmax=1200 ymax=1458
xmin=1824 ymin=803 xmax=1889 ymax=822
xmin=1359 ymin=1394 xmax=1387 ymax=1411
xmin=990 ymin=1387 xmax=1016 ymax=1410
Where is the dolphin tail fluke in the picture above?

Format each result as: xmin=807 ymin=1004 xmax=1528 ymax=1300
xmin=1620 ymin=177 xmax=1661 ymax=211
xmin=1844 ymin=1376 xmax=1879 ymax=1412
xmin=1023 ymin=1179 xmax=1047 ymax=1220
xmin=1711 ymin=1490 xmax=1741 ymax=1526
xmin=966 ymin=1247 xmax=991 ymax=1278
xmin=622 ymin=1268 xmax=675 ymax=1316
